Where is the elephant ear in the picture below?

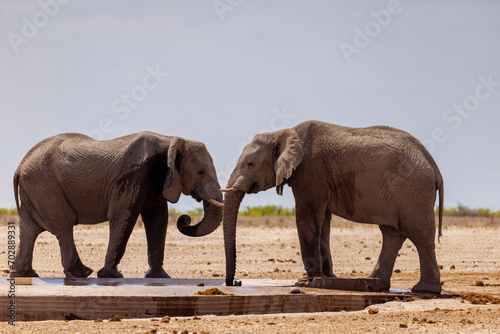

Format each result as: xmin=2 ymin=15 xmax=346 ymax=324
xmin=273 ymin=129 xmax=304 ymax=195
xmin=163 ymin=137 xmax=184 ymax=203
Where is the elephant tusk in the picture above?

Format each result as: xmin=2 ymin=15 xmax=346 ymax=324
xmin=220 ymin=187 xmax=239 ymax=193
xmin=207 ymin=198 xmax=224 ymax=207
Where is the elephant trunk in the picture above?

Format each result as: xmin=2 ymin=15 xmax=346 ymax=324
xmin=223 ymin=188 xmax=245 ymax=286
xmin=177 ymin=193 xmax=223 ymax=237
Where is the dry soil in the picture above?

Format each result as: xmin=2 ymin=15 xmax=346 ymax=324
xmin=1 ymin=215 xmax=499 ymax=333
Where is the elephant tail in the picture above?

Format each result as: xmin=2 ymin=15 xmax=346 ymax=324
xmin=13 ymin=168 xmax=20 ymax=214
xmin=437 ymin=179 xmax=444 ymax=243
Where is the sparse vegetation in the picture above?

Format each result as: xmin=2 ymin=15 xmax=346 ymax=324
xmin=438 ymin=203 xmax=500 ymax=218
xmin=186 ymin=208 xmax=204 ymax=217
xmin=169 ymin=204 xmax=498 ymax=218
xmin=239 ymin=205 xmax=295 ymax=217
xmin=0 ymin=208 xmax=17 ymax=215
xmin=1 ymin=204 xmax=498 ymax=218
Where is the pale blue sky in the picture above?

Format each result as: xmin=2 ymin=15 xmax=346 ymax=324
xmin=1 ymin=0 xmax=499 ymax=212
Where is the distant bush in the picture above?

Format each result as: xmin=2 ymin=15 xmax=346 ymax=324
xmin=3 ymin=203 xmax=497 ymax=219
xmin=168 ymin=205 xmax=296 ymax=217
xmin=167 ymin=208 xmax=204 ymax=217
xmin=239 ymin=204 xmax=500 ymax=218
xmin=239 ymin=205 xmax=295 ymax=217
xmin=438 ymin=203 xmax=500 ymax=218
xmin=0 ymin=208 xmax=17 ymax=215
xmin=186 ymin=208 xmax=204 ymax=217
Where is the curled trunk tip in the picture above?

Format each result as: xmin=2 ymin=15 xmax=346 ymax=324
xmin=177 ymin=198 xmax=222 ymax=237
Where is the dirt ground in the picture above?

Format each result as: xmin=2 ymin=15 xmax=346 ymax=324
xmin=1 ymin=215 xmax=499 ymax=333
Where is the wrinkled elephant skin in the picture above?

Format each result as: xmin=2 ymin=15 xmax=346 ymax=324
xmin=13 ymin=132 xmax=222 ymax=278
xmin=223 ymin=121 xmax=443 ymax=294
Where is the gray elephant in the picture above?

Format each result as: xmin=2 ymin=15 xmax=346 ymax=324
xmin=222 ymin=120 xmax=444 ymax=293
xmin=13 ymin=132 xmax=223 ymax=278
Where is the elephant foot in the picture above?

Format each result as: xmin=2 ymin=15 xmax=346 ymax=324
xmin=64 ymin=263 xmax=93 ymax=278
xmin=11 ymin=268 xmax=39 ymax=277
xmin=225 ymin=278 xmax=242 ymax=286
xmin=145 ymin=267 xmax=171 ymax=278
xmin=378 ymin=282 xmax=391 ymax=291
xmin=97 ymin=266 xmax=123 ymax=278
xmin=411 ymin=280 xmax=442 ymax=294
xmin=302 ymin=273 xmax=328 ymax=281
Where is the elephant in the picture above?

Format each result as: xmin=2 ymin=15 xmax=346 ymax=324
xmin=222 ymin=120 xmax=444 ymax=294
xmin=13 ymin=131 xmax=223 ymax=279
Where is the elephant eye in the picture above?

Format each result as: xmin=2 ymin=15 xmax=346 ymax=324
xmin=247 ymin=161 xmax=254 ymax=168
xmin=198 ymin=170 xmax=205 ymax=176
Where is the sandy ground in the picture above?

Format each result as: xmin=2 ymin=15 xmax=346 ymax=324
xmin=1 ymin=215 xmax=499 ymax=333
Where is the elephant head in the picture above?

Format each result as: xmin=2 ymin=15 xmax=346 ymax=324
xmin=163 ymin=137 xmax=224 ymax=237
xmin=221 ymin=129 xmax=304 ymax=285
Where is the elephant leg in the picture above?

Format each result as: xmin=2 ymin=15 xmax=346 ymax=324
xmin=142 ymin=206 xmax=170 ymax=278
xmin=411 ymin=245 xmax=441 ymax=294
xmin=13 ymin=207 xmax=44 ymax=277
xmin=56 ymin=229 xmax=92 ymax=278
xmin=295 ymin=202 xmax=327 ymax=279
xmin=20 ymin=186 xmax=92 ymax=278
xmin=320 ymin=212 xmax=335 ymax=277
xmin=296 ymin=221 xmax=322 ymax=278
xmin=368 ymin=225 xmax=406 ymax=290
xmin=407 ymin=220 xmax=442 ymax=294
xmin=98 ymin=214 xmax=138 ymax=278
